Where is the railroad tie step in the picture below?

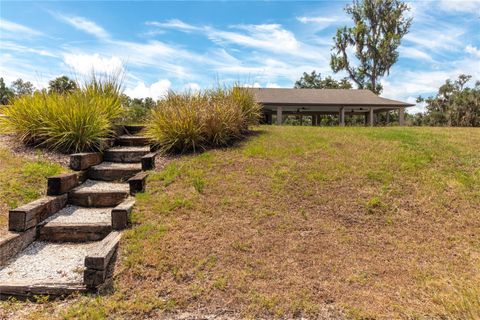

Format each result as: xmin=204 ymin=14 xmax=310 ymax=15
xmin=116 ymin=135 xmax=150 ymax=147
xmin=68 ymin=180 xmax=129 ymax=207
xmin=123 ymin=125 xmax=145 ymax=135
xmin=88 ymin=162 xmax=142 ymax=181
xmin=103 ymin=146 xmax=151 ymax=163
xmin=38 ymin=206 xmax=113 ymax=242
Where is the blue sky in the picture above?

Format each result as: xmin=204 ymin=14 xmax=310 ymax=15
xmin=1 ymin=1 xmax=479 ymax=112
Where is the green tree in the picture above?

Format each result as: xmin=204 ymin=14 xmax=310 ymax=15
xmin=11 ymin=78 xmax=34 ymax=96
xmin=418 ymin=74 xmax=479 ymax=127
xmin=330 ymin=0 xmax=412 ymax=94
xmin=48 ymin=76 xmax=78 ymax=94
xmin=294 ymin=71 xmax=353 ymax=89
xmin=121 ymin=94 xmax=157 ymax=123
xmin=0 ymin=77 xmax=14 ymax=105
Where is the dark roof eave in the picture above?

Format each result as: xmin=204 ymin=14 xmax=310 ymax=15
xmin=259 ymin=102 xmax=415 ymax=107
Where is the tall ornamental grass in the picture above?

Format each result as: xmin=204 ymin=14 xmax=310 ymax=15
xmin=146 ymin=86 xmax=261 ymax=153
xmin=0 ymin=77 xmax=124 ymax=153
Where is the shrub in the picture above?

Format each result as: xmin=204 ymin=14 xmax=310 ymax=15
xmin=0 ymin=76 xmax=124 ymax=152
xmin=146 ymin=86 xmax=261 ymax=153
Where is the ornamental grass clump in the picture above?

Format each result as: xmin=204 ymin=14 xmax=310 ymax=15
xmin=0 ymin=76 xmax=124 ymax=153
xmin=146 ymin=86 xmax=261 ymax=153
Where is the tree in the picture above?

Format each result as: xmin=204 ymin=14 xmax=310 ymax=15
xmin=417 ymin=74 xmax=479 ymax=127
xmin=121 ymin=95 xmax=157 ymax=123
xmin=330 ymin=0 xmax=412 ymax=94
xmin=0 ymin=78 xmax=14 ymax=105
xmin=48 ymin=76 xmax=78 ymax=94
xmin=294 ymin=71 xmax=353 ymax=89
xmin=11 ymin=78 xmax=34 ymax=96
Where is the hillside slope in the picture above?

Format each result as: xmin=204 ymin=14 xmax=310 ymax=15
xmin=2 ymin=126 xmax=480 ymax=319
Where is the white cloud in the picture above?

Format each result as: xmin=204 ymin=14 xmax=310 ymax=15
xmin=1 ymin=41 xmax=57 ymax=57
xmin=209 ymin=24 xmax=299 ymax=52
xmin=54 ymin=14 xmax=109 ymax=39
xmin=399 ymin=46 xmax=433 ymax=62
xmin=465 ymin=45 xmax=480 ymax=58
xmin=407 ymin=97 xmax=425 ymax=114
xmin=296 ymin=16 xmax=343 ymax=30
xmin=183 ymin=82 xmax=201 ymax=91
xmin=403 ymin=26 xmax=464 ymax=52
xmin=437 ymin=0 xmax=480 ymax=13
xmin=124 ymin=80 xmax=171 ymax=99
xmin=146 ymin=19 xmax=200 ymax=32
xmin=63 ymin=53 xmax=123 ymax=75
xmin=0 ymin=19 xmax=43 ymax=37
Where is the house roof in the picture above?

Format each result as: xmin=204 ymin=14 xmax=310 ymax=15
xmin=247 ymin=88 xmax=414 ymax=107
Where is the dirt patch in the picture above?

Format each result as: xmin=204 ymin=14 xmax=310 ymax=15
xmin=0 ymin=134 xmax=70 ymax=167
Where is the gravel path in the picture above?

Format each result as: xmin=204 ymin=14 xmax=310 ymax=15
xmin=44 ymin=206 xmax=112 ymax=224
xmin=72 ymin=179 xmax=130 ymax=193
xmin=92 ymin=161 xmax=142 ymax=169
xmin=107 ymin=146 xmax=150 ymax=152
xmin=0 ymin=241 xmax=97 ymax=284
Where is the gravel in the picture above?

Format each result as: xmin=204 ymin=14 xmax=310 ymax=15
xmin=0 ymin=241 xmax=97 ymax=284
xmin=92 ymin=161 xmax=142 ymax=169
xmin=106 ymin=146 xmax=150 ymax=152
xmin=72 ymin=179 xmax=129 ymax=193
xmin=44 ymin=205 xmax=112 ymax=224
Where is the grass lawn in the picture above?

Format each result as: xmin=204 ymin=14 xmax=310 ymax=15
xmin=2 ymin=126 xmax=480 ymax=319
xmin=0 ymin=148 xmax=65 ymax=236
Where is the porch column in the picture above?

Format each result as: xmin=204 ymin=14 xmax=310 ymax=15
xmin=276 ymin=107 xmax=283 ymax=125
xmin=386 ymin=111 xmax=390 ymax=125
xmin=399 ymin=107 xmax=405 ymax=126
xmin=339 ymin=107 xmax=345 ymax=126
xmin=369 ymin=107 xmax=374 ymax=127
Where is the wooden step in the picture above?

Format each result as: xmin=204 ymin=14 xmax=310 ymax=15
xmin=103 ymin=146 xmax=150 ymax=163
xmin=0 ymin=282 xmax=87 ymax=300
xmin=68 ymin=180 xmax=129 ymax=207
xmin=116 ymin=135 xmax=150 ymax=147
xmin=88 ymin=162 xmax=142 ymax=181
xmin=123 ymin=125 xmax=145 ymax=135
xmin=38 ymin=206 xmax=112 ymax=242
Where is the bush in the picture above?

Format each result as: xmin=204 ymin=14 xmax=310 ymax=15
xmin=146 ymin=86 xmax=261 ymax=153
xmin=0 ymin=76 xmax=124 ymax=152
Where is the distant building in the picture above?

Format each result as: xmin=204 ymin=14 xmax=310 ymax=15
xmin=248 ymin=88 xmax=414 ymax=126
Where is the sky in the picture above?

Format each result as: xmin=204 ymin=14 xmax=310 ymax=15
xmin=1 ymin=1 xmax=479 ymax=113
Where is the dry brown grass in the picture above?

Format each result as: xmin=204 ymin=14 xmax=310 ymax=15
xmin=2 ymin=126 xmax=479 ymax=319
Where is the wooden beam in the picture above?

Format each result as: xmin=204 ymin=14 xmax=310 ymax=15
xmin=47 ymin=173 xmax=79 ymax=196
xmin=399 ymin=107 xmax=405 ymax=126
xmin=0 ymin=228 xmax=36 ymax=266
xmin=339 ymin=107 xmax=345 ymax=127
xmin=70 ymin=153 xmax=103 ymax=171
xmin=9 ymin=195 xmax=68 ymax=232
xmin=276 ymin=107 xmax=283 ymax=125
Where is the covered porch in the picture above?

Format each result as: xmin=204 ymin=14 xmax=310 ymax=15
xmin=248 ymin=88 xmax=414 ymax=126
